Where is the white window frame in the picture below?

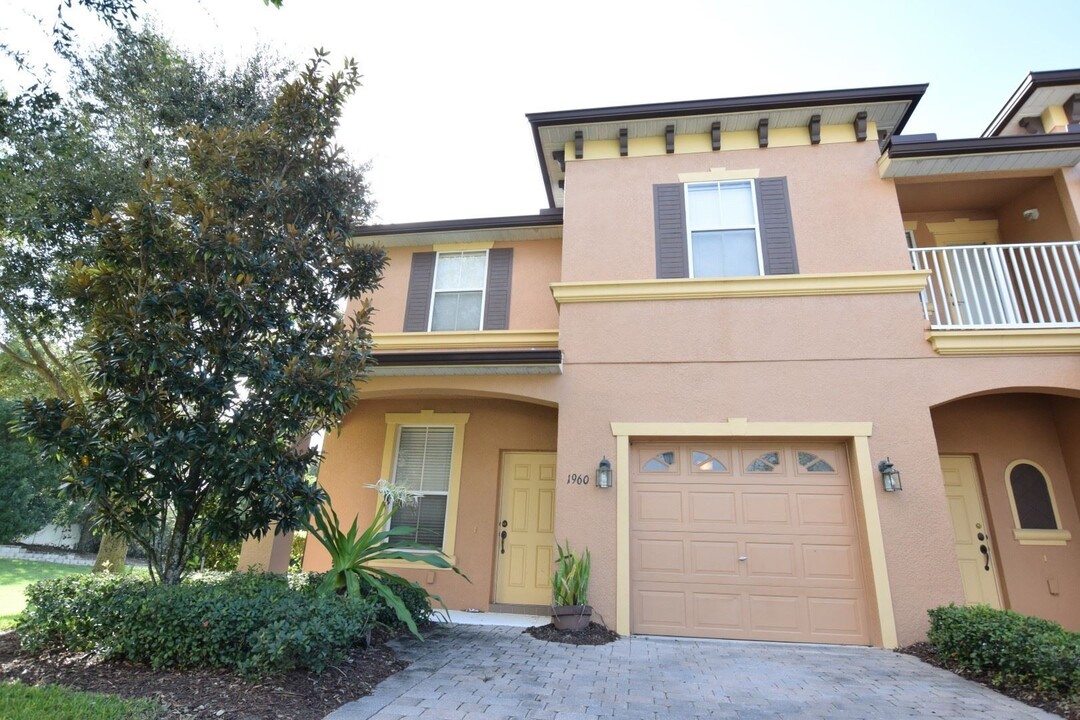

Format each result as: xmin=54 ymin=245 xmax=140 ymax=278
xmin=427 ymin=249 xmax=489 ymax=331
xmin=684 ymin=180 xmax=764 ymax=279
xmin=377 ymin=411 xmax=470 ymax=563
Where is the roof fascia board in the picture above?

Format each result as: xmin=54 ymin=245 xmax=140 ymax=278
xmin=887 ymin=133 xmax=1080 ymax=159
xmin=353 ymin=211 xmax=563 ymax=238
xmin=983 ymin=69 xmax=1080 ymax=137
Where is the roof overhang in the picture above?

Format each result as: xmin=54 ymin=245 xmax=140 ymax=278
xmin=983 ymin=69 xmax=1080 ymax=137
xmin=879 ymin=133 xmax=1080 ymax=178
xmin=528 ymin=84 xmax=927 ymax=209
xmin=370 ymin=349 xmax=563 ymax=376
xmin=351 ymin=212 xmax=562 ymax=248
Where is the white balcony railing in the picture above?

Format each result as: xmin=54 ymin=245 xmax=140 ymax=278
xmin=909 ymin=241 xmax=1080 ymax=329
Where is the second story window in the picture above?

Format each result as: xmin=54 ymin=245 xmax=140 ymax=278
xmin=430 ymin=250 xmax=488 ymax=331
xmin=685 ymin=180 xmax=762 ymax=278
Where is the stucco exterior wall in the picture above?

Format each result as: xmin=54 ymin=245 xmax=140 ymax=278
xmin=550 ymin=145 xmax=1080 ymax=645
xmin=560 ymin=140 xmax=910 ymax=283
xmin=354 ymin=237 xmax=562 ymax=335
xmin=932 ymin=394 xmax=1080 ymax=630
xmin=997 ymin=177 xmax=1075 ymax=244
xmin=307 ymin=397 xmax=557 ymax=611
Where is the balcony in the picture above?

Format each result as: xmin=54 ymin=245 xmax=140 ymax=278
xmin=909 ymin=241 xmax=1080 ymax=331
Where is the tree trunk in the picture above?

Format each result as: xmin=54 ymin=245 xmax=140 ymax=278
xmin=93 ymin=532 xmax=127 ymax=573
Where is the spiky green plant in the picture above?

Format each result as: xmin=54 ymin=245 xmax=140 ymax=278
xmin=551 ymin=540 xmax=591 ymax=607
xmin=303 ymin=497 xmax=466 ymax=638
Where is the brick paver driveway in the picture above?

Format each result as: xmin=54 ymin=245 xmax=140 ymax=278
xmin=326 ymin=624 xmax=1053 ymax=719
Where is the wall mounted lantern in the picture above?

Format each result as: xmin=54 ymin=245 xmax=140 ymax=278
xmin=596 ymin=456 xmax=612 ymax=489
xmin=878 ymin=458 xmax=902 ymax=492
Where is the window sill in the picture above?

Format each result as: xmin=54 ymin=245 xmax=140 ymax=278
xmin=1013 ymin=529 xmax=1072 ymax=546
xmin=374 ymin=330 xmax=559 ymax=351
xmin=550 ymin=270 xmax=930 ymax=305
xmin=370 ymin=555 xmax=458 ymax=570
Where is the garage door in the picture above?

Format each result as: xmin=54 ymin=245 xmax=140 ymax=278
xmin=630 ymin=442 xmax=871 ymax=645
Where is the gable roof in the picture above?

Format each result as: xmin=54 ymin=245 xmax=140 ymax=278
xmin=983 ymin=69 xmax=1080 ymax=137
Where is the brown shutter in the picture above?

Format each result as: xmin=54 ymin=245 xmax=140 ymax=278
xmin=654 ymin=184 xmax=689 ymax=278
xmin=482 ymin=248 xmax=513 ymax=330
xmin=756 ymin=177 xmax=799 ymax=275
xmin=403 ymin=251 xmax=436 ymax=332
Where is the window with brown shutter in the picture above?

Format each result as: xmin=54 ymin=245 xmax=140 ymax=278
xmin=402 ymin=248 xmax=513 ymax=332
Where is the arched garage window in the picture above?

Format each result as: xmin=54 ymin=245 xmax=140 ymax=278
xmin=1004 ymin=460 xmax=1072 ymax=546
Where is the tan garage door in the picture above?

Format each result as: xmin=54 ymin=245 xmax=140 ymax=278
xmin=630 ymin=442 xmax=871 ymax=645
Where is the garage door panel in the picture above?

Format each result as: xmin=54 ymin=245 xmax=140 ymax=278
xmin=630 ymin=440 xmax=870 ymax=645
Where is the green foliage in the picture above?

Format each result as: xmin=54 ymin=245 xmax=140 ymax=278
xmin=927 ymin=604 xmax=1080 ymax=699
xmin=304 ymin=497 xmax=464 ymax=638
xmin=289 ymin=530 xmax=307 ymax=571
xmin=17 ymin=52 xmax=385 ymax=586
xmin=551 ymin=540 xmax=590 ymax=607
xmin=0 ymin=401 xmax=68 ymax=543
xmin=17 ymin=571 xmax=377 ymax=677
xmin=0 ymin=681 xmax=163 ymax=720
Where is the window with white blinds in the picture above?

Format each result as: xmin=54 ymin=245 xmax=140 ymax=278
xmin=389 ymin=426 xmax=455 ymax=547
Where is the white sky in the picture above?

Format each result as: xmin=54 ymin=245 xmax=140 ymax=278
xmin=3 ymin=0 xmax=1079 ymax=224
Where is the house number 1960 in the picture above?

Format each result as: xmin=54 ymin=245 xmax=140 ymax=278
xmin=567 ymin=473 xmax=590 ymax=485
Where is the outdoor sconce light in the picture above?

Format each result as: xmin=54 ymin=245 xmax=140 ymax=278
xmin=878 ymin=458 xmax=902 ymax=492
xmin=596 ymin=456 xmax=612 ymax=489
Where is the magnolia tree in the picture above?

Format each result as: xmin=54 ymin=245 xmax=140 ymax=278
xmin=20 ymin=53 xmax=386 ymax=584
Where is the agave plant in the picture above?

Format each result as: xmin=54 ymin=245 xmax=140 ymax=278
xmin=551 ymin=540 xmax=591 ymax=607
xmin=303 ymin=494 xmax=466 ymax=637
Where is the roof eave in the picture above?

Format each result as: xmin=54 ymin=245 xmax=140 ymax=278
xmin=983 ymin=69 xmax=1080 ymax=137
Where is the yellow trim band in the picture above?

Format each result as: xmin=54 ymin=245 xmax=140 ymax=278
xmin=1012 ymin=529 xmax=1072 ymax=546
xmin=374 ymin=330 xmax=560 ymax=351
xmin=552 ymin=271 xmax=930 ymax=305
xmin=926 ymin=329 xmax=1080 ymax=355
xmin=609 ymin=418 xmax=897 ymax=648
xmin=432 ymin=240 xmax=495 ymax=252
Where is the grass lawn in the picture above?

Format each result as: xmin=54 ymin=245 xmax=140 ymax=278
xmin=0 ymin=682 xmax=163 ymax=720
xmin=0 ymin=559 xmax=91 ymax=629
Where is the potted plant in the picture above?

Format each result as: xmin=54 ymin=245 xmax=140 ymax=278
xmin=551 ymin=540 xmax=592 ymax=631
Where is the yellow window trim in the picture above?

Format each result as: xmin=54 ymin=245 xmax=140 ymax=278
xmin=1003 ymin=459 xmax=1069 ymax=545
xmin=551 ymin=270 xmax=930 ymax=305
xmin=678 ymin=167 xmax=760 ymax=182
xmin=379 ymin=411 xmax=470 ymax=559
xmin=926 ymin=329 xmax=1080 ymax=356
xmin=432 ymin=240 xmax=495 ymax=252
xmin=610 ymin=418 xmax=897 ymax=649
xmin=373 ymin=330 xmax=559 ymax=351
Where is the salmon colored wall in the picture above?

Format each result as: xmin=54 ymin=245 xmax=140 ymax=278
xmin=560 ymin=141 xmax=910 ymax=282
xmin=902 ymin=211 xmax=997 ymax=249
xmin=306 ymin=397 xmax=557 ymax=611
xmin=932 ymin=394 xmax=1080 ymax=630
xmin=352 ymin=237 xmax=562 ymax=334
xmin=997 ymin=178 xmax=1075 ymax=243
xmin=1052 ymin=397 xmax=1080 ymax=535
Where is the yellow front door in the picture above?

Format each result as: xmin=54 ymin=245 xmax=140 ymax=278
xmin=940 ymin=455 xmax=1003 ymax=608
xmin=495 ymin=452 xmax=556 ymax=605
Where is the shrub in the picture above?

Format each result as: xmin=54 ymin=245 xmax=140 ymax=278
xmin=927 ymin=604 xmax=1080 ymax=698
xmin=17 ymin=571 xmax=377 ymax=677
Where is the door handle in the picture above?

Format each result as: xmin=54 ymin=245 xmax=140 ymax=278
xmin=500 ymin=530 xmax=507 ymax=554
xmin=979 ymin=544 xmax=990 ymax=572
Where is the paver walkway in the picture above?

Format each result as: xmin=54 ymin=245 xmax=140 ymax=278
xmin=326 ymin=624 xmax=1054 ymax=719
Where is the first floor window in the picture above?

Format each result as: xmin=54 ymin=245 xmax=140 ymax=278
xmin=686 ymin=180 xmax=761 ymax=278
xmin=430 ymin=250 xmax=487 ymax=331
xmin=389 ymin=426 xmax=454 ymax=547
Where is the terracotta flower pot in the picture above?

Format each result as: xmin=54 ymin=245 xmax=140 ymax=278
xmin=551 ymin=604 xmax=592 ymax=631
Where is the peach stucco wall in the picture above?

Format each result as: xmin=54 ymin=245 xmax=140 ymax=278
xmin=932 ymin=394 xmax=1080 ymax=630
xmin=1053 ymin=397 xmax=1080 ymax=528
xmin=997 ymin=178 xmax=1075 ymax=244
xmin=307 ymin=397 xmax=557 ymax=611
xmin=353 ymin=237 xmax=562 ymax=334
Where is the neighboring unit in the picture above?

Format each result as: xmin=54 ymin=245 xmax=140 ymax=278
xmin=244 ymin=70 xmax=1080 ymax=648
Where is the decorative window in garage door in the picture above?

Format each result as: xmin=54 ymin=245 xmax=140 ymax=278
xmin=690 ymin=450 xmax=728 ymax=473
xmin=641 ymin=450 xmax=678 ymax=473
xmin=797 ymin=451 xmax=836 ymax=473
xmin=744 ymin=450 xmax=782 ymax=473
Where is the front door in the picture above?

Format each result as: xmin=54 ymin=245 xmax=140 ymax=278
xmin=940 ymin=455 xmax=1003 ymax=608
xmin=495 ymin=452 xmax=556 ymax=605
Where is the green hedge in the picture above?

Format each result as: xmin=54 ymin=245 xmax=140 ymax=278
xmin=17 ymin=572 xmax=377 ymax=677
xmin=927 ymin=604 xmax=1080 ymax=698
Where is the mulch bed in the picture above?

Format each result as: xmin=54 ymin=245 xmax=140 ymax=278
xmin=0 ymin=630 xmax=407 ymax=719
xmin=898 ymin=642 xmax=1078 ymax=719
xmin=524 ymin=622 xmax=620 ymax=646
